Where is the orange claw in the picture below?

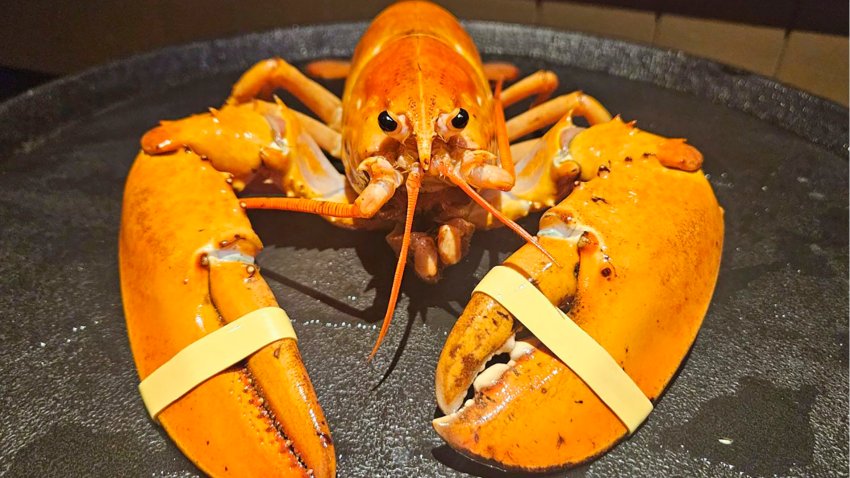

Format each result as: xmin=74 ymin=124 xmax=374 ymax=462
xmin=120 ymin=150 xmax=335 ymax=477
xmin=434 ymin=119 xmax=724 ymax=471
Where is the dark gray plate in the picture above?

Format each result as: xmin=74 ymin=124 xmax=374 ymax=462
xmin=0 ymin=22 xmax=847 ymax=478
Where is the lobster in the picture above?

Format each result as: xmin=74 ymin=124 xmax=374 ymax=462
xmin=118 ymin=0 xmax=723 ymax=475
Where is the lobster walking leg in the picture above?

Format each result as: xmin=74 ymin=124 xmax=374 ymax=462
xmin=506 ymin=91 xmax=611 ymax=141
xmin=305 ymin=59 xmax=352 ymax=79
xmin=500 ymin=70 xmax=559 ymax=108
xmin=482 ymin=62 xmax=520 ymax=81
xmin=291 ymin=109 xmax=343 ymax=158
xmin=230 ymin=58 xmax=343 ymax=129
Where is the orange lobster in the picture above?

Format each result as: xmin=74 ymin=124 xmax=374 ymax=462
xmin=119 ymin=1 xmax=723 ymax=475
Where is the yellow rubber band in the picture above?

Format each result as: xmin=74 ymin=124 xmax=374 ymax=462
xmin=138 ymin=306 xmax=296 ymax=420
xmin=474 ymin=266 xmax=652 ymax=433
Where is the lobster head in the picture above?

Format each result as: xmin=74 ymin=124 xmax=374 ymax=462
xmin=341 ymin=33 xmax=505 ymax=194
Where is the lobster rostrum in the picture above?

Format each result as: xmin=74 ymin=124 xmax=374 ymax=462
xmin=119 ymin=0 xmax=723 ymax=475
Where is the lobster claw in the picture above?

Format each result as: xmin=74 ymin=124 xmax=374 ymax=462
xmin=120 ymin=149 xmax=335 ymax=477
xmin=433 ymin=119 xmax=724 ymax=472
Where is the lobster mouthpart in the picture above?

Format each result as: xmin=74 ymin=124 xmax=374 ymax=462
xmin=433 ymin=119 xmax=724 ymax=472
xmin=120 ymin=150 xmax=335 ymax=477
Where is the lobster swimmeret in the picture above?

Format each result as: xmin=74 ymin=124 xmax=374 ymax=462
xmin=119 ymin=1 xmax=723 ymax=475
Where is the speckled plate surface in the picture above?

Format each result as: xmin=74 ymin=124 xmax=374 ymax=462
xmin=0 ymin=22 xmax=847 ymax=478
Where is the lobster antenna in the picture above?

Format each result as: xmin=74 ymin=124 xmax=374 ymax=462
xmin=444 ymin=168 xmax=557 ymax=265
xmin=368 ymin=166 xmax=422 ymax=359
xmin=240 ymin=196 xmax=368 ymax=218
xmin=493 ymin=80 xmax=515 ymax=181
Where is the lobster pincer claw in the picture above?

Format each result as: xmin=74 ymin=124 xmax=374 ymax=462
xmin=120 ymin=149 xmax=335 ymax=477
xmin=433 ymin=118 xmax=724 ymax=472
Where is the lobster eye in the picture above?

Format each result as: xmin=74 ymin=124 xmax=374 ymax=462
xmin=451 ymin=108 xmax=469 ymax=129
xmin=378 ymin=111 xmax=398 ymax=133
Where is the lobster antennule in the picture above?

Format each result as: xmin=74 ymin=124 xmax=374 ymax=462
xmin=443 ymin=167 xmax=557 ymax=265
xmin=368 ymin=166 xmax=423 ymax=359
